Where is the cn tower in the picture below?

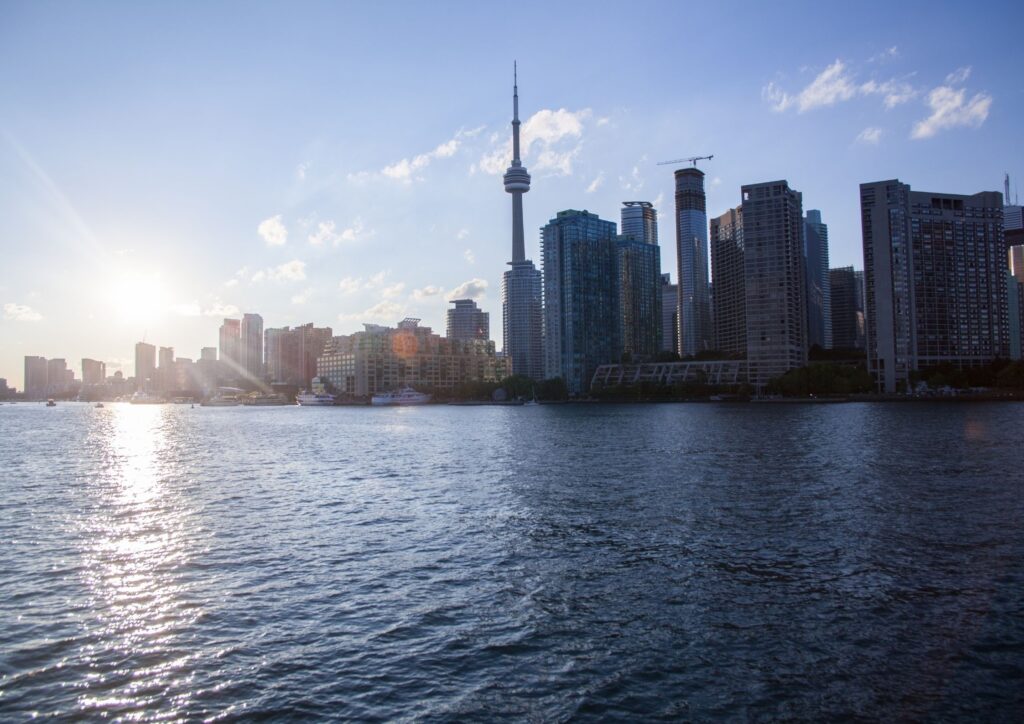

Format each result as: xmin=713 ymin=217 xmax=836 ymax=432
xmin=503 ymin=62 xmax=531 ymax=263
xmin=500 ymin=63 xmax=544 ymax=380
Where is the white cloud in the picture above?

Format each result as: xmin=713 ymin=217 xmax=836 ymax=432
xmin=456 ymin=228 xmax=470 ymax=240
xmin=946 ymin=66 xmax=972 ymax=85
xmin=4 ymin=302 xmax=42 ymax=321
xmin=206 ymin=300 xmax=240 ymax=317
xmin=619 ymin=159 xmax=646 ymax=193
xmin=253 ymin=259 xmax=306 ymax=283
xmin=857 ymin=127 xmax=883 ymax=145
xmin=586 ymin=172 xmax=605 ymax=193
xmin=171 ymin=299 xmax=239 ymax=317
xmin=296 ymin=162 xmax=310 ymax=181
xmin=257 ymin=214 xmax=288 ymax=246
xmin=476 ymin=108 xmax=592 ymax=176
xmin=860 ymin=78 xmax=918 ymax=108
xmin=338 ymin=276 xmax=362 ymax=294
xmin=463 ymin=248 xmax=475 ymax=265
xmin=308 ymin=220 xmax=337 ymax=246
xmin=381 ymin=282 xmax=406 ymax=299
xmin=224 ymin=278 xmax=239 ymax=288
xmin=912 ymin=85 xmax=992 ymax=139
xmin=381 ymin=129 xmax=470 ymax=183
xmin=412 ymin=285 xmax=444 ymax=300
xmin=765 ymin=59 xmax=918 ymax=113
xmin=364 ymin=270 xmax=389 ymax=288
xmin=338 ymin=217 xmax=372 ymax=244
xmin=340 ymin=300 xmax=405 ymax=323
xmin=291 ymin=288 xmax=313 ymax=304
xmin=446 ymin=278 xmax=488 ymax=301
xmin=869 ymin=46 xmax=899 ymax=63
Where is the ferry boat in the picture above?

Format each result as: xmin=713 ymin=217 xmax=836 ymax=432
xmin=296 ymin=391 xmax=336 ymax=406
xmin=201 ymin=395 xmax=239 ymax=407
xmin=371 ymin=387 xmax=431 ymax=406
xmin=129 ymin=391 xmax=165 ymax=405
xmin=243 ymin=393 xmax=290 ymax=406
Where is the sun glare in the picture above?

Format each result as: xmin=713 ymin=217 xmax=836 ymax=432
xmin=105 ymin=271 xmax=168 ymax=326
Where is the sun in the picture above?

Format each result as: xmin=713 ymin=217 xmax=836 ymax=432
xmin=105 ymin=271 xmax=168 ymax=326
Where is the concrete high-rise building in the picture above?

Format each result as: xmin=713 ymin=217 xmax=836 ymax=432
xmin=24 ymin=355 xmax=48 ymax=399
xmin=219 ymin=319 xmax=241 ymax=374
xmin=617 ymin=235 xmax=662 ymax=360
xmin=501 ymin=66 xmax=544 ymax=380
xmin=710 ymin=205 xmax=747 ymax=358
xmin=158 ymin=346 xmax=175 ymax=392
xmin=741 ymin=181 xmax=807 ymax=385
xmin=621 ymin=201 xmax=658 ymax=245
xmin=861 ymin=180 xmax=1008 ymax=392
xmin=447 ymin=299 xmax=490 ymax=341
xmin=134 ymin=342 xmax=156 ymax=391
xmin=542 ymin=209 xmax=620 ymax=394
xmin=46 ymin=358 xmax=70 ymax=395
xmin=200 ymin=346 xmax=217 ymax=362
xmin=241 ymin=313 xmax=264 ymax=381
xmin=660 ymin=274 xmax=679 ymax=355
xmin=265 ymin=323 xmax=332 ymax=388
xmin=1005 ymin=196 xmax=1024 ymax=360
xmin=804 ymin=210 xmax=832 ymax=350
xmin=81 ymin=358 xmax=106 ymax=386
xmin=674 ymin=167 xmax=712 ymax=356
xmin=830 ymin=266 xmax=866 ymax=351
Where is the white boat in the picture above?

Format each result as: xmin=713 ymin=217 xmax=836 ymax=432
xmin=129 ymin=391 xmax=165 ymax=405
xmin=201 ymin=395 xmax=239 ymax=407
xmin=296 ymin=391 xmax=336 ymax=406
xmin=371 ymin=387 xmax=431 ymax=406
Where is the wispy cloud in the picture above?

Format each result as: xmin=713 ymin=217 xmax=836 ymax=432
xmin=463 ymin=248 xmax=475 ymax=265
xmin=171 ymin=299 xmax=240 ymax=317
xmin=339 ymin=276 xmax=362 ymax=294
xmin=308 ymin=220 xmax=337 ymax=246
xmin=291 ymin=288 xmax=313 ymax=305
xmin=3 ymin=302 xmax=42 ymax=321
xmin=381 ymin=282 xmax=406 ymax=299
xmin=856 ymin=127 xmax=883 ymax=145
xmin=586 ymin=172 xmax=605 ymax=193
xmin=765 ymin=59 xmax=917 ymax=112
xmin=308 ymin=217 xmax=372 ymax=245
xmin=412 ymin=285 xmax=444 ymax=301
xmin=476 ymin=108 xmax=592 ymax=176
xmin=252 ymin=259 xmax=306 ymax=283
xmin=257 ymin=214 xmax=288 ymax=246
xmin=446 ymin=278 xmax=488 ymax=301
xmin=379 ymin=127 xmax=483 ymax=183
xmin=339 ymin=300 xmax=405 ymax=323
xmin=912 ymin=68 xmax=991 ymax=139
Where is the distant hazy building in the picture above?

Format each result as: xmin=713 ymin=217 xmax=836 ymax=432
xmin=501 ymin=68 xmax=545 ymax=381
xmin=830 ymin=266 xmax=866 ymax=351
xmin=24 ymin=355 xmax=48 ymax=399
xmin=861 ymin=179 xmax=1008 ymax=392
xmin=134 ymin=342 xmax=156 ymax=391
xmin=317 ymin=318 xmax=509 ymax=396
xmin=674 ymin=167 xmax=712 ymax=356
xmin=157 ymin=346 xmax=174 ymax=392
xmin=621 ymin=201 xmax=658 ymax=245
xmin=741 ymin=181 xmax=807 ymax=385
xmin=804 ymin=210 xmax=832 ymax=350
xmin=241 ymin=313 xmax=264 ymax=382
xmin=542 ymin=209 xmax=620 ymax=394
xmin=710 ymin=205 xmax=747 ymax=358
xmin=219 ymin=318 xmax=241 ymax=375
xmin=81 ymin=358 xmax=106 ymax=386
xmin=265 ymin=323 xmax=332 ymax=388
xmin=660 ymin=274 xmax=678 ymax=355
xmin=200 ymin=346 xmax=217 ymax=362
xmin=447 ymin=299 xmax=489 ymax=342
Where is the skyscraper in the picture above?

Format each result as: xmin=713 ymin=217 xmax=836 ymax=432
xmin=861 ymin=180 xmax=1008 ymax=392
xmin=134 ymin=342 xmax=156 ymax=391
xmin=241 ymin=313 xmax=264 ymax=382
xmin=219 ymin=318 xmax=241 ymax=375
xmin=829 ymin=267 xmax=866 ymax=352
xmin=24 ymin=356 xmax=48 ymax=399
xmin=264 ymin=323 xmax=332 ymax=388
xmin=710 ymin=205 xmax=747 ymax=358
xmin=501 ymin=66 xmax=544 ymax=380
xmin=741 ymin=181 xmax=807 ymax=385
xmin=447 ymin=299 xmax=490 ymax=341
xmin=660 ymin=274 xmax=678 ymax=355
xmin=542 ymin=209 xmax=620 ymax=394
xmin=618 ymin=202 xmax=661 ymax=359
xmin=674 ymin=167 xmax=712 ymax=356
xmin=81 ymin=358 xmax=106 ymax=386
xmin=158 ymin=346 xmax=174 ymax=392
xmin=804 ymin=209 xmax=832 ymax=350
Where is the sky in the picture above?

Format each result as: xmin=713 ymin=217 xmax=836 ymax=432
xmin=2 ymin=0 xmax=1023 ymax=390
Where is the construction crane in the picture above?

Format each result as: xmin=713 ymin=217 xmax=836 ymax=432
xmin=658 ymin=154 xmax=713 ymax=168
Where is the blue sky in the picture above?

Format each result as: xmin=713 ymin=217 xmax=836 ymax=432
xmin=2 ymin=1 xmax=1023 ymax=389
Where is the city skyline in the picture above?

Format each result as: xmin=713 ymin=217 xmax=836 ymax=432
xmin=3 ymin=2 xmax=1024 ymax=390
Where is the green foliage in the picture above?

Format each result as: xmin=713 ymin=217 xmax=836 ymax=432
xmin=766 ymin=363 xmax=874 ymax=396
xmin=536 ymin=377 xmax=569 ymax=401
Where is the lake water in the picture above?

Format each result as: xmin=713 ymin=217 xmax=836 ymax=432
xmin=1 ymin=401 xmax=1022 ymax=720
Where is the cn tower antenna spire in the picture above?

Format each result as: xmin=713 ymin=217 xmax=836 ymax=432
xmin=504 ymin=61 xmax=531 ymax=263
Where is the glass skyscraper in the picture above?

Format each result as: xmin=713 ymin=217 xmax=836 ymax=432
xmin=674 ymin=167 xmax=712 ymax=357
xmin=542 ymin=210 xmax=620 ymax=395
xmin=803 ymin=210 xmax=832 ymax=351
xmin=619 ymin=202 xmax=662 ymax=359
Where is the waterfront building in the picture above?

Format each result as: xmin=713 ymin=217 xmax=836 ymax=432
xmin=316 ymin=318 xmax=509 ymax=396
xmin=660 ymin=274 xmax=679 ymax=355
xmin=81 ymin=358 xmax=106 ymax=386
xmin=861 ymin=180 xmax=1008 ymax=393
xmin=618 ymin=202 xmax=661 ymax=359
xmin=241 ymin=313 xmax=264 ymax=382
xmin=265 ymin=323 xmax=332 ymax=388
xmin=542 ymin=209 xmax=620 ymax=394
xmin=804 ymin=210 xmax=832 ymax=350
xmin=501 ymin=67 xmax=544 ymax=380
xmin=219 ymin=318 xmax=241 ymax=377
xmin=158 ymin=346 xmax=174 ymax=392
xmin=621 ymin=201 xmax=658 ymax=245
xmin=200 ymin=346 xmax=217 ymax=361
xmin=741 ymin=181 xmax=807 ymax=385
xmin=24 ymin=355 xmax=48 ymax=399
xmin=1006 ymin=202 xmax=1024 ymax=359
xmin=674 ymin=167 xmax=712 ymax=356
xmin=45 ymin=358 xmax=71 ymax=396
xmin=830 ymin=266 xmax=866 ymax=351
xmin=446 ymin=299 xmax=489 ymax=342
xmin=710 ymin=205 xmax=747 ymax=358
xmin=134 ymin=342 xmax=156 ymax=391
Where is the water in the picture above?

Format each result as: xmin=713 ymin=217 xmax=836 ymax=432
xmin=1 ymin=401 xmax=1022 ymax=720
